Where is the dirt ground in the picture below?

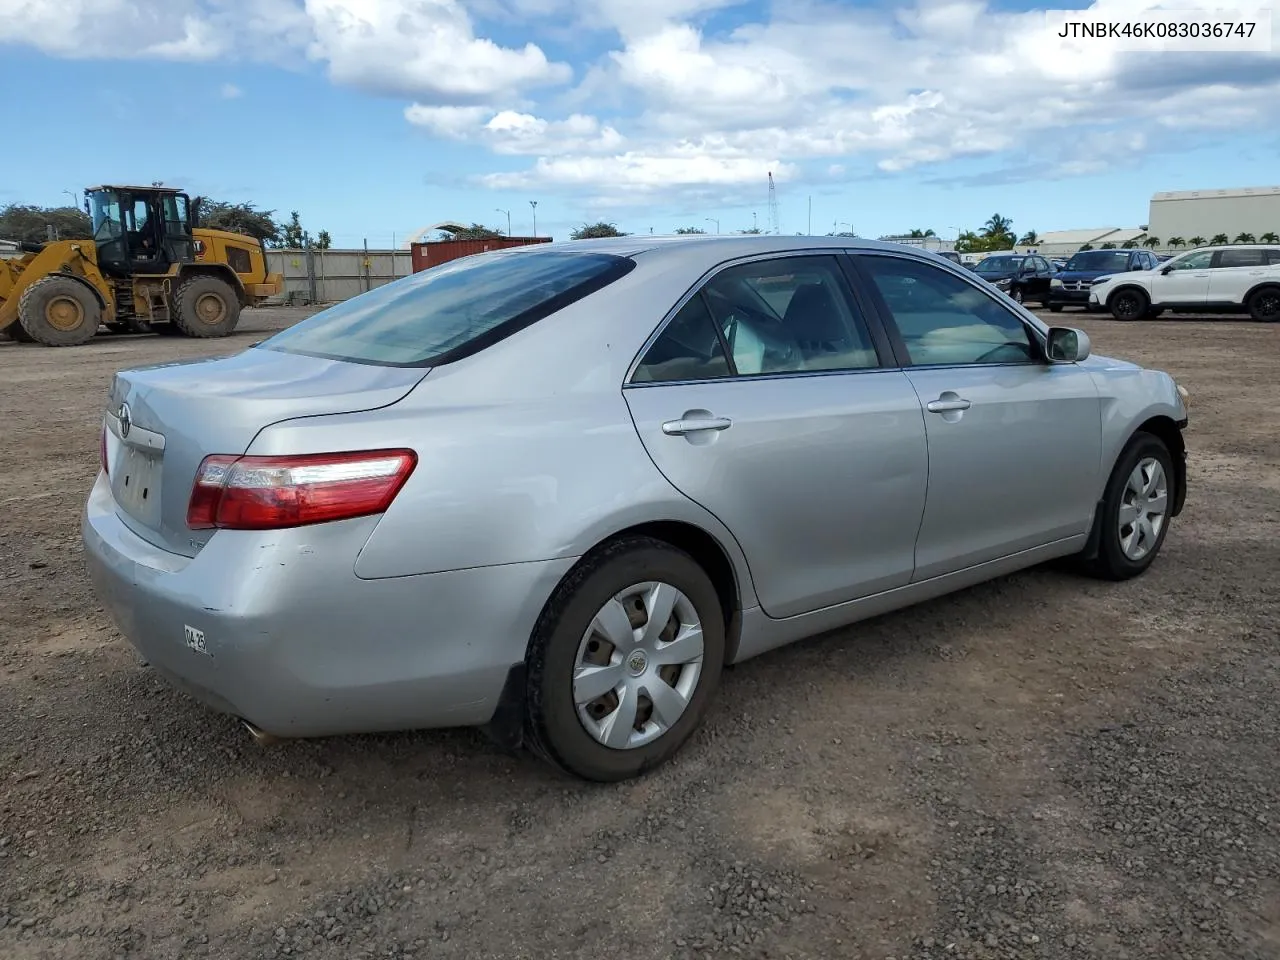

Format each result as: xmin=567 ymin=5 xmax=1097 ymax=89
xmin=1 ymin=306 xmax=1277 ymax=960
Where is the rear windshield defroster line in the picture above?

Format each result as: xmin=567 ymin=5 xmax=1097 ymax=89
xmin=258 ymin=251 xmax=637 ymax=368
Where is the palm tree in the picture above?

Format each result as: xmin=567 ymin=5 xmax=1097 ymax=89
xmin=1189 ymin=236 xmax=1206 ymax=247
xmin=1078 ymin=243 xmax=1094 ymax=251
xmin=1234 ymin=232 xmax=1256 ymax=244
xmin=983 ymin=213 xmax=1015 ymax=244
xmin=1100 ymin=242 xmax=1116 ymax=249
xmin=1260 ymin=231 xmax=1279 ymax=243
xmin=1211 ymin=233 xmax=1229 ymax=245
xmin=1121 ymin=240 xmax=1138 ymax=249
xmin=906 ymin=228 xmax=936 ymax=238
xmin=1143 ymin=236 xmax=1161 ymax=249
xmin=1167 ymin=236 xmax=1185 ymax=249
xmin=1018 ymin=230 xmax=1039 ymax=245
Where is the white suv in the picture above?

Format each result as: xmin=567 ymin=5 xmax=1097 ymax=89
xmin=1089 ymin=245 xmax=1280 ymax=322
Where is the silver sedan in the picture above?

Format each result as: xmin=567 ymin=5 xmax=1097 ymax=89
xmin=82 ymin=236 xmax=1190 ymax=781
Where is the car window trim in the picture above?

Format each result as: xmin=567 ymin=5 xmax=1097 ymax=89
xmin=843 ymin=250 xmax=1050 ymax=371
xmin=623 ymin=250 xmax=899 ymax=388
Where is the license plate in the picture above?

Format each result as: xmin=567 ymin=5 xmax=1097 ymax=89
xmin=114 ymin=447 xmax=162 ymax=525
xmin=184 ymin=625 xmax=210 ymax=656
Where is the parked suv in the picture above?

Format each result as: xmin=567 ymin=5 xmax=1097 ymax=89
xmin=1090 ymin=245 xmax=1280 ymax=322
xmin=1049 ymin=248 xmax=1159 ymax=312
xmin=971 ymin=254 xmax=1056 ymax=305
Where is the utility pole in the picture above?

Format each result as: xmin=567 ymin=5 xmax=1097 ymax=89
xmin=807 ymin=196 xmax=812 ymax=236
xmin=752 ymin=211 xmax=758 ymax=232
xmin=496 ymin=208 xmax=511 ymax=235
xmin=767 ymin=171 xmax=780 ymax=235
xmin=529 ymin=200 xmax=538 ymax=237
xmin=706 ymin=217 xmax=720 ymax=234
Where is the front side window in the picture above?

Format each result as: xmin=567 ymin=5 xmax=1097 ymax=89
xmin=860 ymin=255 xmax=1036 ymax=366
xmin=262 ymin=251 xmax=635 ymax=367
xmin=1166 ymin=250 xmax=1214 ymax=271
xmin=89 ymin=192 xmax=123 ymax=241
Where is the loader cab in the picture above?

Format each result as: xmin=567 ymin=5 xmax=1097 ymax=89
xmin=85 ymin=185 xmax=196 ymax=278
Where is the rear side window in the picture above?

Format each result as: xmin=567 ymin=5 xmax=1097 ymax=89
xmin=1216 ymin=248 xmax=1267 ymax=268
xmin=261 ymin=251 xmax=635 ymax=366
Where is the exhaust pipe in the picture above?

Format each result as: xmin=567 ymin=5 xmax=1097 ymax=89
xmin=240 ymin=718 xmax=281 ymax=746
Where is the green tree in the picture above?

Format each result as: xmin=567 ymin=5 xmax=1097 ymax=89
xmin=1210 ymin=233 xmax=1229 ymax=245
xmin=1142 ymin=236 xmax=1160 ymax=248
xmin=739 ymin=227 xmax=765 ymax=235
xmin=275 ymin=211 xmax=306 ymax=248
xmin=907 ymin=228 xmax=936 ymax=238
xmin=570 ymin=221 xmax=627 ymax=239
xmin=674 ymin=226 xmax=706 ymax=234
xmin=1167 ymin=237 xmax=1184 ymax=249
xmin=1189 ymin=236 xmax=1206 ymax=247
xmin=981 ymin=213 xmax=1015 ymax=248
xmin=439 ymin=223 xmax=504 ymax=241
xmin=1018 ymin=230 xmax=1039 ymax=245
xmin=1078 ymin=243 xmax=1094 ymax=251
xmin=0 ymin=203 xmax=93 ymax=243
xmin=196 ymin=200 xmax=279 ymax=244
xmin=315 ymin=230 xmax=332 ymax=250
xmin=1121 ymin=239 xmax=1138 ymax=249
xmin=1234 ymin=232 xmax=1256 ymax=244
xmin=1260 ymin=231 xmax=1279 ymax=243
xmin=1100 ymin=242 xmax=1116 ymax=249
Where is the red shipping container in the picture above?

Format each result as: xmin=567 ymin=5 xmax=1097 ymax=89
xmin=411 ymin=236 xmax=552 ymax=273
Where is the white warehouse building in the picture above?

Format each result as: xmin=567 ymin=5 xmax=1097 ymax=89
xmin=1147 ymin=186 xmax=1280 ymax=244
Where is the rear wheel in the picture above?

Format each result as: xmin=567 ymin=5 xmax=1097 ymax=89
xmin=1076 ymin=432 xmax=1175 ymax=581
xmin=525 ymin=536 xmax=726 ymax=782
xmin=1246 ymin=287 xmax=1280 ymax=323
xmin=17 ymin=276 xmax=101 ymax=346
xmin=1048 ymin=304 xmax=1063 ymax=313
xmin=171 ymin=275 xmax=241 ymax=338
xmin=1109 ymin=288 xmax=1149 ymax=321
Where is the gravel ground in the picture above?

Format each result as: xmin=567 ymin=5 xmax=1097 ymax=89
xmin=1 ymin=306 xmax=1277 ymax=960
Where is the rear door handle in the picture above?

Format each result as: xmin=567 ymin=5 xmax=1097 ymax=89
xmin=662 ymin=417 xmax=732 ymax=436
xmin=926 ymin=397 xmax=971 ymax=413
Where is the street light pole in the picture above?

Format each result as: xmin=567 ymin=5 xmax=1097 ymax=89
xmin=63 ymin=189 xmax=77 ymax=209
xmin=705 ymin=217 xmax=719 ymax=234
xmin=496 ymin=208 xmax=511 ymax=235
xmin=529 ymin=200 xmax=538 ymax=238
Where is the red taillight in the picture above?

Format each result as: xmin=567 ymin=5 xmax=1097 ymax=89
xmin=186 ymin=449 xmax=417 ymax=531
xmin=100 ymin=423 xmax=109 ymax=476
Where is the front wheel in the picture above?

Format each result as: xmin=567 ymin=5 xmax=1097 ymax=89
xmin=1109 ymin=288 xmax=1149 ymax=321
xmin=171 ymin=275 xmax=241 ymax=338
xmin=1048 ymin=303 xmax=1063 ymax=313
xmin=1076 ymin=432 xmax=1175 ymax=581
xmin=525 ymin=536 xmax=726 ymax=782
xmin=17 ymin=275 xmax=101 ymax=346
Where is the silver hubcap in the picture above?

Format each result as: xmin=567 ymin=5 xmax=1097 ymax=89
xmin=1119 ymin=457 xmax=1168 ymax=561
xmin=573 ymin=581 xmax=704 ymax=750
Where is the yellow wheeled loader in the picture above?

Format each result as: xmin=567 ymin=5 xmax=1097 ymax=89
xmin=0 ymin=184 xmax=283 ymax=346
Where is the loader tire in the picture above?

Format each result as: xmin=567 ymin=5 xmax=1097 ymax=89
xmin=18 ymin=276 xmax=101 ymax=346
xmin=171 ymin=275 xmax=240 ymax=338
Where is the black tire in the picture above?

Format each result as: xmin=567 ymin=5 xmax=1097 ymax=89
xmin=525 ymin=536 xmax=726 ymax=782
xmin=1246 ymin=286 xmax=1280 ymax=323
xmin=1076 ymin=432 xmax=1175 ymax=581
xmin=17 ymin=276 xmax=101 ymax=346
xmin=171 ymin=275 xmax=241 ymax=338
xmin=1108 ymin=287 xmax=1149 ymax=321
xmin=7 ymin=320 xmax=34 ymax=342
xmin=1010 ymin=286 xmax=1024 ymax=304
xmin=1048 ymin=304 xmax=1063 ymax=313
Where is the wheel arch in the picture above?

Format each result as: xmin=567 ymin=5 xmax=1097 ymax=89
xmin=1105 ymin=283 xmax=1151 ymax=308
xmin=175 ymin=263 xmax=247 ymax=304
xmin=1129 ymin=415 xmax=1187 ymax=518
xmin=39 ymin=271 xmax=108 ymax=311
xmin=1244 ymin=280 xmax=1280 ymax=303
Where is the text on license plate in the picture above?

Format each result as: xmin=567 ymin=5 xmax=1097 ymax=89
xmin=184 ymin=624 xmax=210 ymax=656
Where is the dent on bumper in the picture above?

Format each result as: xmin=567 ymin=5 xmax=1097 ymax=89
xmin=81 ymin=474 xmax=574 ymax=737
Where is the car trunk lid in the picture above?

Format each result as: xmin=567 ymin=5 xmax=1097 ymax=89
xmin=101 ymin=348 xmax=429 ymax=557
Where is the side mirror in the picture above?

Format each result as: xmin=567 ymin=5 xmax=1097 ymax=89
xmin=1046 ymin=326 xmax=1091 ymax=363
xmin=1160 ymin=265 xmax=1173 ymax=275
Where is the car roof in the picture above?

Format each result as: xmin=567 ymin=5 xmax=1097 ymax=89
xmin=489 ymin=234 xmax=966 ymax=270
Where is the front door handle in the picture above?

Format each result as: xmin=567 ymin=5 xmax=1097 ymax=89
xmin=926 ymin=397 xmax=971 ymax=413
xmin=662 ymin=416 xmax=732 ymax=436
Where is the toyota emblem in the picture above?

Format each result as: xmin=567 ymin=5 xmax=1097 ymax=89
xmin=118 ymin=402 xmax=132 ymax=439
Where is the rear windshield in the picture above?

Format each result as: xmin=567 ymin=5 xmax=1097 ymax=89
xmin=260 ymin=250 xmax=635 ymax=367
xmin=975 ymin=256 xmax=1022 ymax=273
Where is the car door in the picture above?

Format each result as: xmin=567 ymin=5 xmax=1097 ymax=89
xmin=1031 ymin=257 xmax=1053 ymax=299
xmin=848 ymin=252 xmax=1103 ymax=581
xmin=1151 ymin=249 xmax=1214 ymax=306
xmin=623 ymin=253 xmax=929 ymax=619
xmin=1207 ymin=247 xmax=1269 ymax=305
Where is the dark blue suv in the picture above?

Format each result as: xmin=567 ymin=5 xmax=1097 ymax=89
xmin=1049 ymin=248 xmax=1160 ymax=312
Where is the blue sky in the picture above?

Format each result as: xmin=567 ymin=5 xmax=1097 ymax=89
xmin=2 ymin=0 xmax=1278 ymax=247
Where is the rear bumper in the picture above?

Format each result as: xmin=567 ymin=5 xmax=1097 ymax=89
xmin=81 ymin=473 xmax=573 ymax=737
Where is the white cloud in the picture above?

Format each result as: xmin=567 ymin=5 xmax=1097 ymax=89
xmin=220 ymin=82 xmax=245 ymax=99
xmin=4 ymin=0 xmax=1280 ymax=202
